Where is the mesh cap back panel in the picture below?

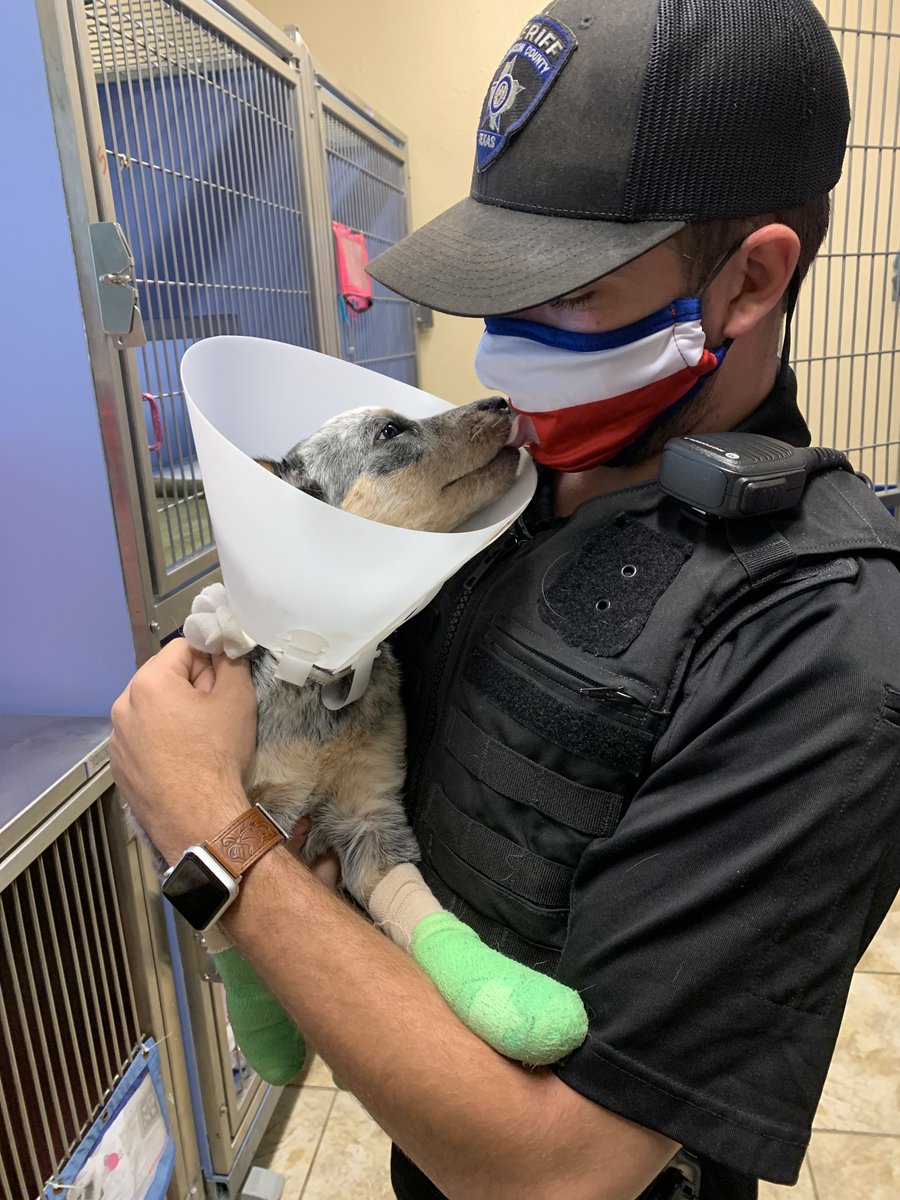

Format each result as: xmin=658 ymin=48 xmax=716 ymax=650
xmin=622 ymin=0 xmax=851 ymax=220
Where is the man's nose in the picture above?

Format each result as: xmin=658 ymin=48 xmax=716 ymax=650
xmin=474 ymin=395 xmax=510 ymax=413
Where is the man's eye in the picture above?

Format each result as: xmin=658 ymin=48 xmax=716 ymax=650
xmin=376 ymin=423 xmax=401 ymax=441
xmin=550 ymin=291 xmax=596 ymax=311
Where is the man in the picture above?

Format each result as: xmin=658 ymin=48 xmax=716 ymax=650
xmin=111 ymin=2 xmax=900 ymax=1197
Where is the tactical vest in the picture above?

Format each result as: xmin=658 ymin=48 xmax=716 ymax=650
xmin=393 ymin=470 xmax=900 ymax=977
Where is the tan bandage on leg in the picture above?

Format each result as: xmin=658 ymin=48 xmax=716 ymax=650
xmin=367 ymin=863 xmax=444 ymax=953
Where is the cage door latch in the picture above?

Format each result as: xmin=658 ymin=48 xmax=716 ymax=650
xmin=89 ymin=221 xmax=146 ymax=349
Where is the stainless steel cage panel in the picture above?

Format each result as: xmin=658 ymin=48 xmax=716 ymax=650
xmin=317 ymin=81 xmax=419 ymax=386
xmin=39 ymin=0 xmax=335 ymax=654
xmin=0 ymin=772 xmax=200 ymax=1200
xmin=795 ymin=1 xmax=900 ymax=510
xmin=84 ymin=0 xmax=321 ymax=582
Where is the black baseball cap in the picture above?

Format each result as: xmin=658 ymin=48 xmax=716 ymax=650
xmin=367 ymin=0 xmax=850 ymax=317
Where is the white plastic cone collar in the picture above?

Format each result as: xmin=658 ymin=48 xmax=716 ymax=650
xmin=181 ymin=336 xmax=537 ymax=683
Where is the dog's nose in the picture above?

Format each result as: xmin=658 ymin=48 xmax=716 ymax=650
xmin=474 ymin=396 xmax=510 ymax=413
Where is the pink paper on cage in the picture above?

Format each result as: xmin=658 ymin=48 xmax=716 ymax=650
xmin=332 ymin=221 xmax=373 ymax=313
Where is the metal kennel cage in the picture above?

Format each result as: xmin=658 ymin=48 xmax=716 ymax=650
xmin=0 ymin=721 xmax=284 ymax=1200
xmin=36 ymin=0 xmax=419 ymax=662
xmin=795 ymin=0 xmax=900 ymax=510
xmin=43 ymin=0 xmax=333 ymax=660
xmin=0 ymin=745 xmax=201 ymax=1200
xmin=88 ymin=0 xmax=321 ymax=574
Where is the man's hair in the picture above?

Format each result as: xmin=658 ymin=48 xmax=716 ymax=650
xmin=672 ymin=194 xmax=832 ymax=297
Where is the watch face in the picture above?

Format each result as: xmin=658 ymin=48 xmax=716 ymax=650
xmin=162 ymin=851 xmax=234 ymax=930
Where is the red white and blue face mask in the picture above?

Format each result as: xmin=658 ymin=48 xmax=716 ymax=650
xmin=475 ymin=296 xmax=731 ymax=471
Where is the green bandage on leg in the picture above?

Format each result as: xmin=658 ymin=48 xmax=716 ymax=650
xmin=214 ymin=947 xmax=306 ymax=1085
xmin=410 ymin=912 xmax=587 ymax=1065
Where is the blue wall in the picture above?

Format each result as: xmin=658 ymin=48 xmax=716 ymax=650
xmin=0 ymin=2 xmax=137 ymax=715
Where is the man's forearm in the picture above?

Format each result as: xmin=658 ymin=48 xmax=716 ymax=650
xmin=220 ymin=835 xmax=676 ymax=1200
xmin=222 ymin=839 xmax=567 ymax=1199
xmin=220 ymin=838 xmax=677 ymax=1200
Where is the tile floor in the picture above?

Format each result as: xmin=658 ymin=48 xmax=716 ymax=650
xmin=252 ymin=891 xmax=900 ymax=1198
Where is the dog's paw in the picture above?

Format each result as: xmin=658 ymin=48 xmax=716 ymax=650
xmin=411 ymin=912 xmax=588 ymax=1065
xmin=184 ymin=583 xmax=256 ymax=658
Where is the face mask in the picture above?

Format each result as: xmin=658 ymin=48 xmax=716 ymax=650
xmin=474 ymin=296 xmax=731 ymax=471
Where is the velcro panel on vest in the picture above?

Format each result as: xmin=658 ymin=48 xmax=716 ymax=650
xmin=446 ymin=708 xmax=623 ymax=837
xmin=465 ymin=644 xmax=654 ymax=778
xmin=539 ymin=514 xmax=693 ymax=656
xmin=419 ymin=864 xmax=562 ymax=975
xmin=420 ymin=785 xmax=573 ymax=909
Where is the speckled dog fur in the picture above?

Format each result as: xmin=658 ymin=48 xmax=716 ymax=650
xmin=237 ymin=398 xmax=518 ymax=905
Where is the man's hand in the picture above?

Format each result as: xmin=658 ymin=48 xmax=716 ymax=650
xmin=110 ymin=638 xmax=257 ymax=864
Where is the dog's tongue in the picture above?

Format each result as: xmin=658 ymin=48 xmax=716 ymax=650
xmin=504 ymin=413 xmax=539 ymax=448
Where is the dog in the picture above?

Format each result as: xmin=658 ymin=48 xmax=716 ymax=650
xmin=139 ymin=397 xmax=519 ymax=909
xmin=131 ymin=397 xmax=591 ymax=1070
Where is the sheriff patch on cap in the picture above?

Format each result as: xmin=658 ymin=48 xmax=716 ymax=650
xmin=476 ymin=16 xmax=577 ymax=171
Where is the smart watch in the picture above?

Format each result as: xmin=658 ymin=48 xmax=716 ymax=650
xmin=161 ymin=803 xmax=288 ymax=932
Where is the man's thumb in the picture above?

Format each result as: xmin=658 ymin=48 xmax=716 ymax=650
xmin=210 ymin=652 xmax=252 ymax=692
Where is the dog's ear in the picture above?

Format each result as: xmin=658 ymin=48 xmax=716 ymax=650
xmin=254 ymin=454 xmax=325 ymax=502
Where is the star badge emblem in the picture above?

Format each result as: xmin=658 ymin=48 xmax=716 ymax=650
xmin=487 ymin=59 xmax=526 ymax=133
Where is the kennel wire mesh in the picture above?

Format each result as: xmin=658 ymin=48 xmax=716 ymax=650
xmin=0 ymin=795 xmax=143 ymax=1200
xmin=321 ymin=91 xmax=419 ymax=386
xmin=84 ymin=0 xmax=319 ymax=577
xmin=795 ymin=1 xmax=900 ymax=507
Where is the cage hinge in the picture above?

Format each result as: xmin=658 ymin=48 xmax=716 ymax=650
xmin=89 ymin=221 xmax=146 ymax=349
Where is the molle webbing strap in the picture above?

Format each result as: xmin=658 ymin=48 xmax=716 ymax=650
xmin=726 ymin=517 xmax=798 ymax=587
xmin=419 ymin=862 xmax=562 ymax=977
xmin=420 ymin=785 xmax=574 ymax=909
xmin=447 ymin=708 xmax=623 ymax=838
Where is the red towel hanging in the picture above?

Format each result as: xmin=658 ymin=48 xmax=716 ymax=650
xmin=332 ymin=221 xmax=373 ymax=313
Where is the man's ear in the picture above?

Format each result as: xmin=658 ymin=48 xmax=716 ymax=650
xmin=716 ymin=224 xmax=801 ymax=341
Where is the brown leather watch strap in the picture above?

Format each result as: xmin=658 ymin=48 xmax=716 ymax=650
xmin=204 ymin=805 xmax=286 ymax=879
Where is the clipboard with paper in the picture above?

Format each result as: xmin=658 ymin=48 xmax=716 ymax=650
xmin=45 ymin=1039 xmax=174 ymax=1200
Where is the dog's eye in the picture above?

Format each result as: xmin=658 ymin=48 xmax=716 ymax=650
xmin=376 ymin=423 xmax=401 ymax=442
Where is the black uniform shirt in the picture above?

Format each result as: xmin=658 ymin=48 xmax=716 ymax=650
xmin=392 ymin=367 xmax=900 ymax=1200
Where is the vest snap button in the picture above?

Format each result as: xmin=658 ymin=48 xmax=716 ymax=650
xmin=596 ymin=598 xmax=611 ymax=612
xmin=621 ymin=564 xmax=638 ymax=578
